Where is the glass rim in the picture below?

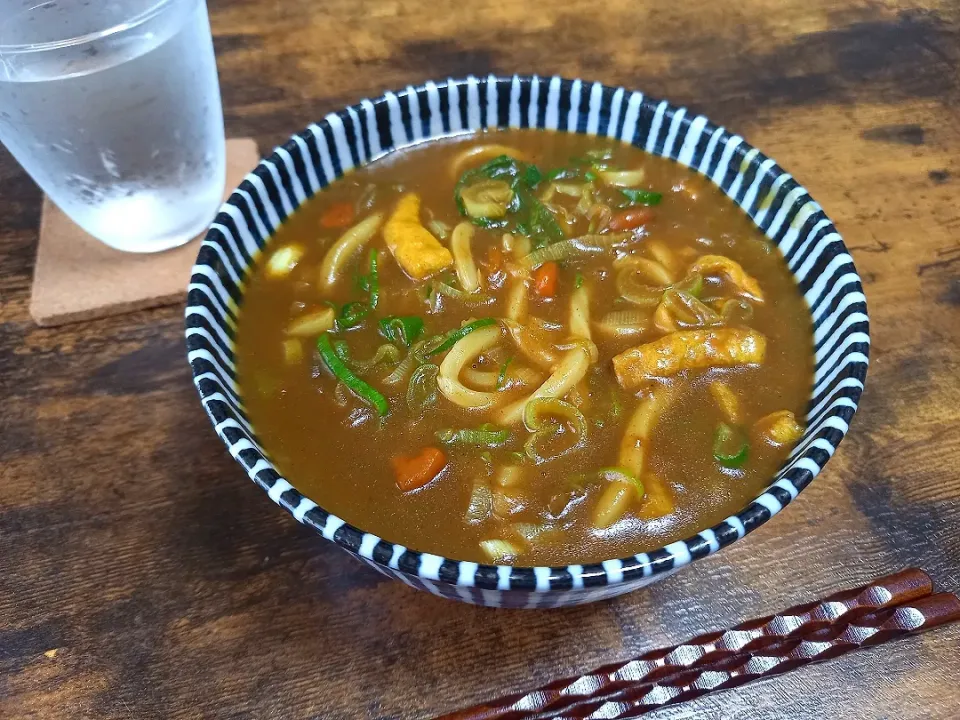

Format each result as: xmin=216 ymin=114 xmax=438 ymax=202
xmin=0 ymin=0 xmax=180 ymax=55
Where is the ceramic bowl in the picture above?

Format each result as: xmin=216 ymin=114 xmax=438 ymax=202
xmin=185 ymin=75 xmax=869 ymax=608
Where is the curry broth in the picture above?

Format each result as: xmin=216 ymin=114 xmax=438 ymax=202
xmin=235 ymin=129 xmax=814 ymax=565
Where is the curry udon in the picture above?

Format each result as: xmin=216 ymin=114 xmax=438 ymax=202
xmin=235 ymin=130 xmax=813 ymax=566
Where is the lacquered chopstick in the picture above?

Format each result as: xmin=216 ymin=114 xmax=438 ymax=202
xmin=555 ymin=592 xmax=960 ymax=719
xmin=439 ymin=568 xmax=934 ymax=720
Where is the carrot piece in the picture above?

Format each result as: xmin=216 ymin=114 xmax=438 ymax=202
xmin=609 ymin=207 xmax=654 ymax=231
xmin=391 ymin=446 xmax=447 ymax=492
xmin=532 ymin=261 xmax=559 ymax=298
xmin=319 ymin=201 xmax=356 ymax=229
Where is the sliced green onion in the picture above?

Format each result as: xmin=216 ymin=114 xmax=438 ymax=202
xmin=478 ymin=154 xmax=518 ymax=177
xmin=597 ymin=309 xmax=651 ymax=336
xmin=355 ymin=249 xmax=379 ymax=308
xmin=526 ymin=194 xmax=565 ymax=243
xmin=519 ymin=238 xmax=601 ymax=269
xmin=661 ymin=289 xmax=722 ymax=328
xmin=570 ymin=156 xmax=610 ymax=170
xmin=615 ymin=258 xmax=672 ymax=306
xmin=379 ymin=316 xmax=425 ymax=347
xmin=523 ymin=397 xmax=588 ymax=434
xmin=427 ymin=218 xmax=451 ymax=239
xmin=672 ymin=272 xmax=704 ymax=298
xmin=423 ymin=318 xmax=498 ymax=357
xmin=582 ymin=148 xmax=615 ymax=163
xmin=496 ymin=356 xmax=514 ymax=389
xmin=575 ymin=273 xmax=585 ymax=289
xmin=546 ymin=167 xmax=580 ymax=181
xmin=434 ymin=281 xmax=492 ymax=306
xmin=383 ymin=339 xmax=426 ymax=386
xmin=472 ymin=217 xmax=509 ymax=229
xmin=520 ymin=233 xmax=630 ymax=269
xmin=523 ymin=164 xmax=543 ymax=188
xmin=317 ymin=334 xmax=389 ymax=416
xmin=351 ymin=343 xmax=402 ymax=374
xmin=576 ymin=182 xmax=596 ymax=216
xmin=337 ymin=301 xmax=371 ymax=329
xmin=597 ymin=467 xmax=644 ymax=497
xmin=523 ymin=398 xmax=589 ymax=465
xmin=713 ymin=422 xmax=749 ymax=468
xmin=620 ymin=188 xmax=663 ymax=206
xmin=436 ymin=424 xmax=511 ymax=448
xmin=406 ymin=363 xmax=439 ymax=415
xmin=584 ymin=170 xmax=598 ymax=182
xmin=332 ymin=339 xmax=351 ymax=362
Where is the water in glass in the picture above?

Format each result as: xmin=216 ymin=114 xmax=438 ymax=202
xmin=0 ymin=0 xmax=226 ymax=252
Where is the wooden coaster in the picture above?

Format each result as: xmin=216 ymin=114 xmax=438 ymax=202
xmin=29 ymin=138 xmax=260 ymax=327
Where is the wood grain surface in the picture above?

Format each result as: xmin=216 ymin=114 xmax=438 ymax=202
xmin=1 ymin=1 xmax=959 ymax=718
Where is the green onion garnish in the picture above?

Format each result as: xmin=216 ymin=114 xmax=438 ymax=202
xmin=620 ymin=188 xmax=663 ymax=207
xmin=713 ymin=422 xmax=749 ymax=468
xmin=379 ymin=316 xmax=425 ymax=347
xmin=337 ymin=301 xmax=370 ymax=329
xmin=317 ymin=333 xmax=389 ymax=416
xmin=436 ymin=424 xmax=511 ymax=448
xmin=423 ymin=318 xmax=498 ymax=357
xmin=497 ymin=356 xmax=514 ymax=389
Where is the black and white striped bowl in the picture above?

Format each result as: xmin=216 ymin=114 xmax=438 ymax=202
xmin=185 ymin=75 xmax=869 ymax=609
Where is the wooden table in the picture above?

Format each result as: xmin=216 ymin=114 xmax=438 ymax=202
xmin=2 ymin=1 xmax=959 ymax=718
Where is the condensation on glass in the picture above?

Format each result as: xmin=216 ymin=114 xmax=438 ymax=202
xmin=0 ymin=0 xmax=225 ymax=252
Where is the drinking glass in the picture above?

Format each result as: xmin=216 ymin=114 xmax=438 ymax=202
xmin=0 ymin=0 xmax=226 ymax=253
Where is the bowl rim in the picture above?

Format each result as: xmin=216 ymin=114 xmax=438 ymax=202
xmin=185 ymin=74 xmax=870 ymax=595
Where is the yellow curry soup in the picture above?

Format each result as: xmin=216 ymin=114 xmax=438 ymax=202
xmin=236 ymin=129 xmax=814 ymax=566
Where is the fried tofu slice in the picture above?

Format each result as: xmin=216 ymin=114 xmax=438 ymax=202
xmin=689 ymin=255 xmax=764 ymax=302
xmin=613 ymin=328 xmax=766 ymax=389
xmin=383 ymin=193 xmax=453 ymax=280
xmin=709 ymin=381 xmax=741 ymax=424
xmin=753 ymin=410 xmax=804 ymax=447
xmin=637 ymin=473 xmax=675 ymax=520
